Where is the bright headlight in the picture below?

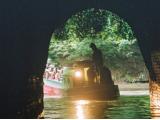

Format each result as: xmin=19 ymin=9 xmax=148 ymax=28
xmin=75 ymin=71 xmax=82 ymax=78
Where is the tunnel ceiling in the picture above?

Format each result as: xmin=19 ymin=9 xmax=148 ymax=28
xmin=1 ymin=0 xmax=160 ymax=50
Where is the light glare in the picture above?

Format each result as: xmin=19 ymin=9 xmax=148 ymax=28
xmin=75 ymin=71 xmax=82 ymax=78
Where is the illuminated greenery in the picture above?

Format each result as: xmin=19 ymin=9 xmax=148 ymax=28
xmin=48 ymin=9 xmax=148 ymax=82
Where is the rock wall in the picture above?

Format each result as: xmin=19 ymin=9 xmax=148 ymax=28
xmin=150 ymin=51 xmax=160 ymax=117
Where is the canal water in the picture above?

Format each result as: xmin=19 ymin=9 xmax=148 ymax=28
xmin=44 ymin=95 xmax=150 ymax=119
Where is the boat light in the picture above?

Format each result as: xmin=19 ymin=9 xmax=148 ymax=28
xmin=75 ymin=70 xmax=82 ymax=78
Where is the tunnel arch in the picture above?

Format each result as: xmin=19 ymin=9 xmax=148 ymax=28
xmin=43 ymin=8 xmax=150 ymax=118
xmin=50 ymin=1 xmax=154 ymax=80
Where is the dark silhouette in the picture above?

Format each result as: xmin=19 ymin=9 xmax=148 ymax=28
xmin=90 ymin=43 xmax=114 ymax=85
xmin=90 ymin=43 xmax=103 ymax=80
xmin=101 ymin=66 xmax=114 ymax=85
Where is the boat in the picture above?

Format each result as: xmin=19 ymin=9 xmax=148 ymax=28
xmin=67 ymin=84 xmax=119 ymax=100
xmin=43 ymin=60 xmax=120 ymax=100
xmin=66 ymin=60 xmax=120 ymax=100
xmin=43 ymin=79 xmax=64 ymax=97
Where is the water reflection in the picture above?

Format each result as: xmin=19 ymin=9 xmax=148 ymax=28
xmin=75 ymin=100 xmax=89 ymax=119
xmin=44 ymin=96 xmax=150 ymax=119
xmin=70 ymin=100 xmax=114 ymax=119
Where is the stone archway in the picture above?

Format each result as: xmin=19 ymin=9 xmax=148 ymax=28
xmin=0 ymin=0 xmax=160 ymax=118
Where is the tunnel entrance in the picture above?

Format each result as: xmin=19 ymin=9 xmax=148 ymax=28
xmin=43 ymin=9 xmax=150 ymax=119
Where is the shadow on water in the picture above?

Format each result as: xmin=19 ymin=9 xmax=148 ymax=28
xmin=44 ymin=95 xmax=150 ymax=119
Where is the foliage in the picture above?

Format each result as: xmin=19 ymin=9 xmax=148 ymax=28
xmin=48 ymin=9 xmax=148 ymax=82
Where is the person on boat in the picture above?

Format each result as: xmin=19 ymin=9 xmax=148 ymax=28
xmin=90 ymin=43 xmax=103 ymax=81
xmin=44 ymin=66 xmax=50 ymax=79
xmin=49 ymin=67 xmax=55 ymax=80
xmin=55 ymin=71 xmax=60 ymax=81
